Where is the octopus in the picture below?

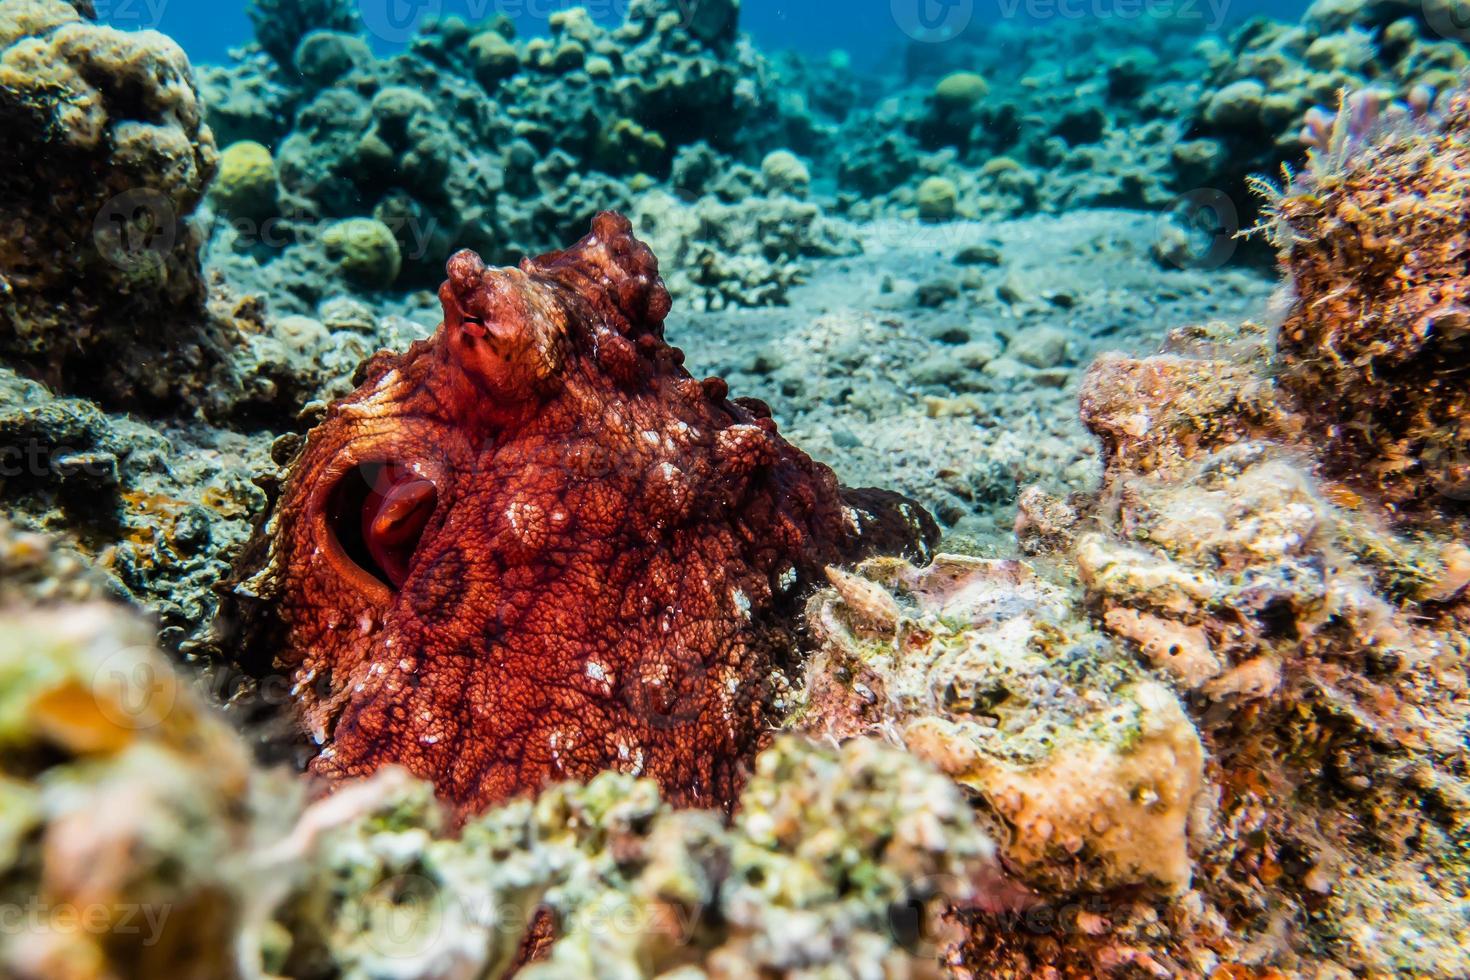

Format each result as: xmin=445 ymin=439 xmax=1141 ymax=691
xmin=253 ymin=212 xmax=936 ymax=815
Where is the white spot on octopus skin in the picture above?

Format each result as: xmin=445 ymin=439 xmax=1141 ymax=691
xmin=585 ymin=660 xmax=608 ymax=683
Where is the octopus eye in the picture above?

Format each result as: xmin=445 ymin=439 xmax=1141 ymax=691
xmin=326 ymin=462 xmax=437 ymax=590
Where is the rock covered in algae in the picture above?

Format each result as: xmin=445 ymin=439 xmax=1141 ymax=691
xmin=0 ymin=0 xmax=221 ymax=408
xmin=1263 ymin=85 xmax=1470 ymax=521
xmin=800 ymin=555 xmax=1207 ymax=898
xmin=0 ymin=597 xmax=1015 ymax=978
xmin=975 ymin=300 xmax=1468 ymax=973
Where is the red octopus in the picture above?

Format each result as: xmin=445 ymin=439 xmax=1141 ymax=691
xmin=257 ymin=212 xmax=935 ymax=814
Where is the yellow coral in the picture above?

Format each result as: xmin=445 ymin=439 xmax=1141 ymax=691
xmin=210 ymin=139 xmax=278 ymax=219
xmin=933 ymin=71 xmax=989 ymax=109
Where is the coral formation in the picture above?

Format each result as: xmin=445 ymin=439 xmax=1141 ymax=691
xmin=321 ymin=217 xmax=402 ymax=289
xmin=0 ymin=367 xmax=270 ymax=652
xmin=0 ymin=602 xmax=262 ymax=979
xmin=791 ymin=308 xmax=1469 ymax=971
xmin=246 ymin=0 xmax=359 ymax=67
xmin=0 ymin=599 xmax=1021 ymax=978
xmin=1265 ymin=85 xmax=1470 ymax=520
xmin=1180 ymin=1 xmax=1470 ymax=201
xmin=210 ymin=139 xmax=279 ymax=221
xmin=0 ymin=0 xmax=221 ymax=407
xmin=243 ymin=213 xmax=937 ymax=815
xmin=801 ymin=555 xmax=1207 ymax=898
xmin=916 ymin=176 xmax=959 ymax=222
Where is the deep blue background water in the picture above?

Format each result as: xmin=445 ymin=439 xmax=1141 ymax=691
xmin=99 ymin=0 xmax=1311 ymax=69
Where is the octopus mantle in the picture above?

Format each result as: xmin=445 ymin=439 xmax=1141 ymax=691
xmin=254 ymin=213 xmax=935 ymax=814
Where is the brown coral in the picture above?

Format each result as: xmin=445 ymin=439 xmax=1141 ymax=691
xmin=1269 ymin=86 xmax=1470 ymax=521
xmin=0 ymin=0 xmax=220 ymax=407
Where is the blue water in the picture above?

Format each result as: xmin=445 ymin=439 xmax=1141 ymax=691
xmin=100 ymin=0 xmax=1310 ymax=70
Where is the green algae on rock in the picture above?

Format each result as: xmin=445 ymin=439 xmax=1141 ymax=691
xmin=0 ymin=0 xmax=220 ymax=408
xmin=800 ymin=555 xmax=1207 ymax=899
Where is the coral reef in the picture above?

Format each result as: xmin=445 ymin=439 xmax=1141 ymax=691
xmin=246 ymin=0 xmax=360 ymax=68
xmin=0 ymin=599 xmax=1019 ymax=978
xmin=628 ymin=179 xmax=860 ymax=310
xmin=1264 ymin=85 xmax=1470 ymax=520
xmin=0 ymin=0 xmax=221 ymax=408
xmin=831 ymin=18 xmax=1206 ymax=221
xmin=790 ymin=299 xmax=1469 ymax=972
xmin=2 ymin=2 xmax=1468 ymax=975
xmin=195 ymin=0 xmax=847 ymax=314
xmin=0 ymin=367 xmax=269 ymax=652
xmin=801 ymin=556 xmax=1207 ymax=899
xmin=1179 ymin=1 xmax=1469 ymax=201
xmin=241 ymin=213 xmax=937 ymax=815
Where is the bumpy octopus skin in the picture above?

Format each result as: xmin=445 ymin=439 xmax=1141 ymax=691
xmin=265 ymin=213 xmax=936 ymax=814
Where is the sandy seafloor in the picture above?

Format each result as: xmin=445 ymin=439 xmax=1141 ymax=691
xmin=645 ymin=209 xmax=1274 ymax=548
